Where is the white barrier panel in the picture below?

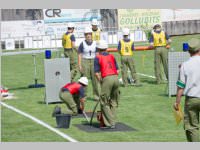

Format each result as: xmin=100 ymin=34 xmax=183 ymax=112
xmin=50 ymin=35 xmax=58 ymax=48
xmin=100 ymin=32 xmax=109 ymax=42
xmin=24 ymin=37 xmax=33 ymax=49
xmin=1 ymin=30 xmax=148 ymax=50
xmin=44 ymin=58 xmax=71 ymax=104
xmin=33 ymin=41 xmax=43 ymax=49
xmin=112 ymin=34 xmax=118 ymax=44
xmin=5 ymin=39 xmax=15 ymax=50
xmin=133 ymin=30 xmax=147 ymax=41
xmin=117 ymin=32 xmax=123 ymax=42
xmin=168 ymin=52 xmax=190 ymax=96
xmin=56 ymin=40 xmax=62 ymax=48
xmin=42 ymin=36 xmax=51 ymax=48
xmin=108 ymin=35 xmax=113 ymax=44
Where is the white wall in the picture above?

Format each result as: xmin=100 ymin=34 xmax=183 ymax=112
xmin=161 ymin=9 xmax=200 ymax=22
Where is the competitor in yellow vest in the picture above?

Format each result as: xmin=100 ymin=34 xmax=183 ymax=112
xmin=62 ymin=22 xmax=78 ymax=82
xmin=118 ymin=28 xmax=141 ymax=87
xmin=91 ymin=18 xmax=101 ymax=42
xmin=149 ymin=24 xmax=171 ymax=84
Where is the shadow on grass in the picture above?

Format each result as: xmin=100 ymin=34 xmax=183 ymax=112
xmin=8 ymin=86 xmax=31 ymax=91
xmin=9 ymin=86 xmax=45 ymax=91
xmin=37 ymin=101 xmax=46 ymax=105
xmin=160 ymin=94 xmax=176 ymax=98
xmin=158 ymin=93 xmax=169 ymax=97
xmin=86 ymin=97 xmax=96 ymax=101
xmin=37 ymin=101 xmax=63 ymax=105
xmin=141 ymin=79 xmax=156 ymax=85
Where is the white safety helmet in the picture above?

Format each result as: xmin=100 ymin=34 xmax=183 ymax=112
xmin=68 ymin=22 xmax=75 ymax=28
xmin=122 ymin=28 xmax=130 ymax=35
xmin=84 ymin=27 xmax=92 ymax=34
xmin=78 ymin=77 xmax=88 ymax=86
xmin=91 ymin=18 xmax=98 ymax=26
xmin=96 ymin=40 xmax=108 ymax=49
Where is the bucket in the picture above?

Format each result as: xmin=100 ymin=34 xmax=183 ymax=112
xmin=45 ymin=50 xmax=51 ymax=59
xmin=55 ymin=114 xmax=71 ymax=128
xmin=183 ymin=43 xmax=189 ymax=51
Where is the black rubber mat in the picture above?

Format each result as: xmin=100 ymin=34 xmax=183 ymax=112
xmin=74 ymin=122 xmax=137 ymax=132
xmin=72 ymin=112 xmax=97 ymax=118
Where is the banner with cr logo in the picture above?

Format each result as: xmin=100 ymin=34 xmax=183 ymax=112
xmin=43 ymin=9 xmax=101 ymax=23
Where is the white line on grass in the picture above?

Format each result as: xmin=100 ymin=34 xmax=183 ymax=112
xmin=137 ymin=73 xmax=156 ymax=79
xmin=0 ymin=102 xmax=78 ymax=142
xmin=137 ymin=72 xmax=167 ymax=81
xmin=127 ymin=70 xmax=156 ymax=79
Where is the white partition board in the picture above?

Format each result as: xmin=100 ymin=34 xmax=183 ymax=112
xmin=44 ymin=58 xmax=71 ymax=104
xmin=168 ymin=52 xmax=190 ymax=96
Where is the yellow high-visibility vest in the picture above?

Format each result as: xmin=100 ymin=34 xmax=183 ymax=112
xmin=120 ymin=39 xmax=133 ymax=56
xmin=92 ymin=28 xmax=101 ymax=42
xmin=152 ymin=31 xmax=167 ymax=47
xmin=62 ymin=33 xmax=73 ymax=49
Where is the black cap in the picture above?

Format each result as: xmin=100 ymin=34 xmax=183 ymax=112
xmin=153 ymin=24 xmax=161 ymax=29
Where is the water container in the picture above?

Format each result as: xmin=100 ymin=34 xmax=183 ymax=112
xmin=55 ymin=114 xmax=71 ymax=128
xmin=45 ymin=50 xmax=51 ymax=59
xmin=183 ymin=43 xmax=189 ymax=52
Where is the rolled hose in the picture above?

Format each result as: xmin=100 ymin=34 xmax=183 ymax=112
xmin=107 ymin=45 xmax=170 ymax=52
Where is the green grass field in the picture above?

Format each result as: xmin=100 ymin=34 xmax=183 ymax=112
xmin=1 ymin=34 xmax=200 ymax=142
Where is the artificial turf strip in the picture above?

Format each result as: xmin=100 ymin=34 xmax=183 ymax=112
xmin=74 ymin=122 xmax=137 ymax=132
xmin=71 ymin=112 xmax=97 ymax=118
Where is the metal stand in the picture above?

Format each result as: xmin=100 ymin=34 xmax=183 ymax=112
xmin=28 ymin=53 xmax=45 ymax=88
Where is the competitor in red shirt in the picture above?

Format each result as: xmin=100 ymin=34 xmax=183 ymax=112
xmin=55 ymin=77 xmax=88 ymax=116
xmin=94 ymin=40 xmax=120 ymax=129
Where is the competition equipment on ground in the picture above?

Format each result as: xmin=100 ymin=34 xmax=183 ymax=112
xmin=28 ymin=53 xmax=45 ymax=88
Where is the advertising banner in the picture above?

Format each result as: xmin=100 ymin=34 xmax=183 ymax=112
xmin=44 ymin=21 xmax=93 ymax=38
xmin=1 ymin=20 xmax=45 ymax=38
xmin=118 ymin=9 xmax=161 ymax=30
xmin=43 ymin=9 xmax=101 ymax=23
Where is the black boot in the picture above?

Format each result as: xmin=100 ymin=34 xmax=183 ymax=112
xmin=52 ymin=105 xmax=61 ymax=117
xmin=78 ymin=108 xmax=83 ymax=114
